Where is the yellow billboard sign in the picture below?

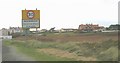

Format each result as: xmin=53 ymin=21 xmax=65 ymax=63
xmin=22 ymin=10 xmax=40 ymax=20
xmin=22 ymin=10 xmax=40 ymax=28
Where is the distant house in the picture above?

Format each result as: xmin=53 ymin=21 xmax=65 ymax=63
xmin=78 ymin=24 xmax=104 ymax=32
xmin=1 ymin=28 xmax=8 ymax=36
xmin=60 ymin=28 xmax=78 ymax=32
xmin=9 ymin=27 xmax=23 ymax=34
xmin=0 ymin=28 xmax=12 ymax=39
xmin=109 ymin=24 xmax=120 ymax=30
xmin=40 ymin=29 xmax=48 ymax=32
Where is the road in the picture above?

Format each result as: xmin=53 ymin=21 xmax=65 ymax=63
xmin=0 ymin=39 xmax=2 ymax=62
xmin=2 ymin=39 xmax=35 ymax=61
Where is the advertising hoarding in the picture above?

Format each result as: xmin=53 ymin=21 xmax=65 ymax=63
xmin=22 ymin=10 xmax=40 ymax=28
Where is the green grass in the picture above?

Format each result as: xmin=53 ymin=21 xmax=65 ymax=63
xmin=3 ymin=39 xmax=74 ymax=61
xmin=97 ymin=46 xmax=118 ymax=61
xmin=16 ymin=45 xmax=72 ymax=61
xmin=3 ymin=39 xmax=118 ymax=61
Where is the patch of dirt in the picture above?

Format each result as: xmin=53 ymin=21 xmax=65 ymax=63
xmin=2 ymin=45 xmax=35 ymax=61
xmin=37 ymin=48 xmax=97 ymax=61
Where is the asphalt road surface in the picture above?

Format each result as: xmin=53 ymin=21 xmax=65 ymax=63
xmin=2 ymin=39 xmax=35 ymax=61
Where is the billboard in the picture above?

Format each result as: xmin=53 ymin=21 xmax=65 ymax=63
xmin=22 ymin=10 xmax=40 ymax=28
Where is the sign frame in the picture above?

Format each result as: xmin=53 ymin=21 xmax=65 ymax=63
xmin=22 ymin=9 xmax=40 ymax=28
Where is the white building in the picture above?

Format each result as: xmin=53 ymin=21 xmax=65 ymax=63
xmin=1 ymin=28 xmax=8 ymax=36
xmin=2 ymin=36 xmax=12 ymax=39
xmin=9 ymin=27 xmax=23 ymax=34
xmin=60 ymin=28 xmax=78 ymax=32
xmin=0 ymin=28 xmax=12 ymax=39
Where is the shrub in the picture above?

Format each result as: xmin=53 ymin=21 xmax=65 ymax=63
xmin=12 ymin=32 xmax=22 ymax=38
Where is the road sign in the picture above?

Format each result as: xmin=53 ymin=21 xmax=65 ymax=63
xmin=22 ymin=10 xmax=40 ymax=28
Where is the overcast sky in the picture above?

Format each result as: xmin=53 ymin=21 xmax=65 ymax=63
xmin=0 ymin=0 xmax=119 ymax=29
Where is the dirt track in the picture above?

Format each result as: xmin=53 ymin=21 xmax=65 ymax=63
xmin=2 ymin=43 xmax=35 ymax=61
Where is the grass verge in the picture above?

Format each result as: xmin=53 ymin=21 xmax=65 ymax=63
xmin=3 ymin=39 xmax=74 ymax=61
xmin=3 ymin=39 xmax=118 ymax=61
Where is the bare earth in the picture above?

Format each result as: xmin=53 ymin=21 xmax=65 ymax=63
xmin=2 ymin=44 xmax=35 ymax=61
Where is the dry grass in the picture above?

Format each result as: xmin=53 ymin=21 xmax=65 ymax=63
xmin=15 ymin=32 xmax=118 ymax=42
xmin=11 ymin=32 xmax=118 ymax=61
xmin=37 ymin=48 xmax=97 ymax=61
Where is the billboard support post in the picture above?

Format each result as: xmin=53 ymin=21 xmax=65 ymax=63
xmin=36 ymin=28 xmax=37 ymax=33
xmin=22 ymin=28 xmax=30 ymax=35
